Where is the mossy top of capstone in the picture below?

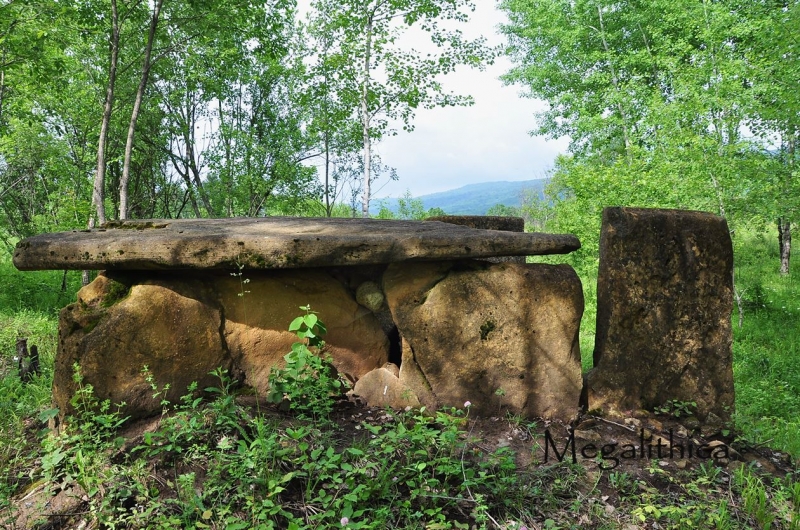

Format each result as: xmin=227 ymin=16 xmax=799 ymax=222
xmin=13 ymin=217 xmax=580 ymax=271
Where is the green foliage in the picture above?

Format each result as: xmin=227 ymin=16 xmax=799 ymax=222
xmin=501 ymin=0 xmax=798 ymax=273
xmin=730 ymin=227 xmax=800 ymax=457
xmin=0 ymin=259 xmax=81 ymax=315
xmin=267 ymin=306 xmax=345 ymax=420
xmin=38 ymin=364 xmax=131 ymax=521
xmin=655 ymin=400 xmax=698 ymax=419
xmin=486 ymin=204 xmax=520 ymax=217
xmin=374 ymin=190 xmax=451 ymax=220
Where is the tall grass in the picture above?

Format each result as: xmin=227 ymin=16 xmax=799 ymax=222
xmin=730 ymin=226 xmax=800 ymax=456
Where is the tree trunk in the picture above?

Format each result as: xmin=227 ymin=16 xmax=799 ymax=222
xmin=93 ymin=0 xmax=119 ymax=227
xmin=119 ymin=0 xmax=163 ymax=220
xmin=360 ymin=15 xmax=373 ymax=218
xmin=0 ymin=67 xmax=5 ymax=127
xmin=778 ymin=218 xmax=791 ymax=275
xmin=324 ymin=126 xmax=331 ymax=217
xmin=596 ymin=6 xmax=631 ymax=161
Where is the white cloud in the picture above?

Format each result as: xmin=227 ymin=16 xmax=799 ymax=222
xmin=301 ymin=0 xmax=569 ymax=198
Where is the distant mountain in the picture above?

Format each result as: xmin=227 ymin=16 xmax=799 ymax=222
xmin=371 ymin=179 xmax=549 ymax=216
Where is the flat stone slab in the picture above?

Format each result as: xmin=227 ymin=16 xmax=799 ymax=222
xmin=13 ymin=217 xmax=580 ymax=271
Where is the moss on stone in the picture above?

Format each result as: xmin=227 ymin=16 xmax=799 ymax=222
xmin=82 ymin=314 xmax=102 ymax=333
xmin=102 ymin=220 xmax=168 ymax=230
xmin=101 ymin=279 xmax=130 ymax=307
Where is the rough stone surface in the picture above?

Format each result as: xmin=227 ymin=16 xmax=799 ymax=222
xmin=55 ymin=269 xmax=389 ymax=419
xmin=585 ymin=207 xmax=735 ymax=421
xmin=426 ymin=216 xmax=526 ymax=263
xmin=426 ymin=215 xmax=525 ymax=232
xmin=218 ymin=270 xmax=389 ymax=395
xmin=351 ymin=364 xmax=421 ymax=410
xmin=384 ymin=260 xmax=584 ymax=420
xmin=355 ymin=281 xmax=386 ymax=312
xmin=13 ymin=217 xmax=579 ymax=271
xmin=55 ymin=273 xmax=230 ymax=419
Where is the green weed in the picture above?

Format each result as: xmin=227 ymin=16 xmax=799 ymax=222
xmin=267 ymin=306 xmax=347 ymax=421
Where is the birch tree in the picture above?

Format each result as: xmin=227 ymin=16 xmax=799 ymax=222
xmin=307 ymin=0 xmax=496 ymax=217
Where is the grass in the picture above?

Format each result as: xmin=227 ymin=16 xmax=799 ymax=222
xmin=730 ymin=226 xmax=800 ymax=456
xmin=0 ymin=225 xmax=799 ymax=528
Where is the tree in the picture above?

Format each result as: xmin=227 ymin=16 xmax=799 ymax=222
xmin=738 ymin=0 xmax=800 ymax=275
xmin=118 ymin=0 xmax=163 ymax=220
xmin=500 ymin=0 xmax=793 ymax=270
xmin=307 ymin=0 xmax=496 ymax=218
xmin=91 ymin=0 xmax=119 ymax=227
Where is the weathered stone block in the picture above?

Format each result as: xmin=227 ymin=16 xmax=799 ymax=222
xmin=56 ymin=269 xmax=389 ymax=419
xmin=351 ymin=364 xmax=421 ymax=410
xmin=56 ymin=273 xmax=230 ymax=419
xmin=585 ymin=207 xmax=734 ymax=421
xmin=384 ymin=260 xmax=584 ymax=420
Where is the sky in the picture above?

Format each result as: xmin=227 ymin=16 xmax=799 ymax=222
xmin=299 ymin=1 xmax=570 ymax=199
xmin=362 ymin=2 xmax=569 ymax=199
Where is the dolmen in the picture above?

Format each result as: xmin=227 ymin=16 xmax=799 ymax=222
xmin=13 ymin=208 xmax=736 ymax=425
xmin=14 ymin=216 xmax=585 ymax=421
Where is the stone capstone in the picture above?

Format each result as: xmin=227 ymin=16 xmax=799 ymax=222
xmin=383 ymin=260 xmax=584 ymax=420
xmin=585 ymin=207 xmax=735 ymax=422
xmin=13 ymin=217 xmax=580 ymax=271
xmin=425 ymin=215 xmax=526 ymax=264
xmin=56 ymin=269 xmax=390 ymax=419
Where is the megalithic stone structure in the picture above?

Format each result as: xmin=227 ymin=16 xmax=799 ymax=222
xmin=13 ymin=217 xmax=585 ymax=421
xmin=585 ymin=207 xmax=735 ymax=422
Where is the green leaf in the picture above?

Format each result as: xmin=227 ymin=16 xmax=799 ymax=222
xmin=289 ymin=316 xmax=305 ymax=332
xmin=303 ymin=313 xmax=318 ymax=329
xmin=38 ymin=408 xmax=59 ymax=424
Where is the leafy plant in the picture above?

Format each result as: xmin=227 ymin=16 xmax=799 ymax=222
xmin=267 ymin=306 xmax=345 ymax=420
xmin=655 ymin=399 xmax=697 ymax=418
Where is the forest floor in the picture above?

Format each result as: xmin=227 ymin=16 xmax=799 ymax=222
xmin=5 ymin=391 xmax=799 ymax=530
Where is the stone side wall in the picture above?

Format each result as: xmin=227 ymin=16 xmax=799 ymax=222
xmin=56 ymin=260 xmax=585 ymax=421
xmin=56 ymin=269 xmax=390 ymax=419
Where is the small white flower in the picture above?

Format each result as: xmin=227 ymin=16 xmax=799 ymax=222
xmin=340 ymin=517 xmax=349 ymax=526
xmin=464 ymin=401 xmax=472 ymax=408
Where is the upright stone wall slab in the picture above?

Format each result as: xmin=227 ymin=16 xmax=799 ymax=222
xmin=384 ymin=260 xmax=584 ymax=420
xmin=585 ymin=207 xmax=735 ymax=421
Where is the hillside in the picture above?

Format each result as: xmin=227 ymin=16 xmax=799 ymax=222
xmin=371 ymin=178 xmax=548 ymax=216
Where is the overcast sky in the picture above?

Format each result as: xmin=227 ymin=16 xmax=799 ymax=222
xmin=299 ymin=1 xmax=570 ymax=199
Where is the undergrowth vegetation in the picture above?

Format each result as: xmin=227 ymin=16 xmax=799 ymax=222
xmin=0 ymin=225 xmax=799 ymax=528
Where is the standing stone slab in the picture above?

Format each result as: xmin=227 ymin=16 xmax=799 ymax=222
xmin=384 ymin=260 xmax=584 ymax=420
xmin=585 ymin=207 xmax=734 ymax=421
